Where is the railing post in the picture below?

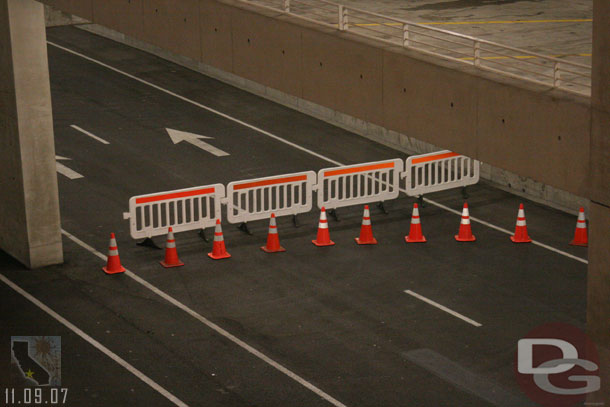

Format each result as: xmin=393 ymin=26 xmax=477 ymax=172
xmin=553 ymin=62 xmax=561 ymax=87
xmin=402 ymin=23 xmax=410 ymax=47
xmin=473 ymin=40 xmax=481 ymax=67
xmin=338 ymin=5 xmax=348 ymax=31
xmin=283 ymin=0 xmax=290 ymax=12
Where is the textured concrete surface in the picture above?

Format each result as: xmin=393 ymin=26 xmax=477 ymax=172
xmin=587 ymin=0 xmax=610 ymax=402
xmin=0 ymin=0 xmax=62 ymax=268
xmin=0 ymin=26 xmax=590 ymax=406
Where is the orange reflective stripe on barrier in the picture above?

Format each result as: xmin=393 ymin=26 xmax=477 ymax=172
xmin=411 ymin=152 xmax=460 ymax=165
xmin=135 ymin=187 xmax=216 ymax=204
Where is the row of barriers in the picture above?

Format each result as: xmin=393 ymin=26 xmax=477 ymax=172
xmin=123 ymin=150 xmax=480 ymax=240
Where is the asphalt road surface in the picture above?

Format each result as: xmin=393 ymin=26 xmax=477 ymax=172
xmin=0 ymin=26 xmax=588 ymax=407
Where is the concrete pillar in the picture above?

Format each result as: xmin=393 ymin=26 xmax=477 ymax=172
xmin=0 ymin=0 xmax=62 ymax=268
xmin=588 ymin=0 xmax=610 ymax=402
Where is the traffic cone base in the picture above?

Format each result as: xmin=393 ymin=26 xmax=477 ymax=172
xmin=455 ymin=234 xmax=476 ymax=242
xmin=208 ymin=250 xmax=231 ymax=260
xmin=510 ymin=235 xmax=532 ymax=243
xmin=160 ymin=258 xmax=184 ymax=268
xmin=103 ymin=264 xmax=126 ymax=274
xmin=405 ymin=235 xmax=426 ymax=243
xmin=355 ymin=237 xmax=377 ymax=245
xmin=569 ymin=238 xmax=587 ymax=247
xmin=261 ymin=245 xmax=286 ymax=253
xmin=312 ymin=239 xmax=335 ymax=247
xmin=103 ymin=233 xmax=125 ymax=274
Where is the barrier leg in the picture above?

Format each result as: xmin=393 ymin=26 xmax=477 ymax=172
xmin=462 ymin=186 xmax=469 ymax=200
xmin=377 ymin=201 xmax=389 ymax=215
xmin=418 ymin=195 xmax=426 ymax=208
xmin=328 ymin=209 xmax=340 ymax=222
xmin=199 ymin=228 xmax=209 ymax=242
xmin=293 ymin=214 xmax=300 ymax=228
xmin=238 ymin=222 xmax=253 ymax=235
xmin=137 ymin=237 xmax=162 ymax=250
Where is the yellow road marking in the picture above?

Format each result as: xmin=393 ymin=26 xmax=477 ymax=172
xmin=459 ymin=53 xmax=591 ymax=61
xmin=352 ymin=19 xmax=592 ymax=27
xmin=421 ymin=19 xmax=592 ymax=25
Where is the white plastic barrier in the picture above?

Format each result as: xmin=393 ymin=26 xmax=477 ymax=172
xmin=404 ymin=151 xmax=479 ymax=196
xmin=316 ymin=159 xmax=403 ymax=209
xmin=124 ymin=184 xmax=225 ymax=239
xmin=226 ymin=171 xmax=317 ymax=224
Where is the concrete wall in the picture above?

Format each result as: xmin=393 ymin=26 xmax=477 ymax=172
xmin=0 ymin=0 xmax=62 ymax=268
xmin=40 ymin=0 xmax=591 ymax=205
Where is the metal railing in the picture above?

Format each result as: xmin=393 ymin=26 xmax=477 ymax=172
xmin=242 ymin=0 xmax=591 ymax=95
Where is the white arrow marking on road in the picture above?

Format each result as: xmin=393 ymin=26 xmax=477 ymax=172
xmin=55 ymin=156 xmax=84 ymax=180
xmin=166 ymin=128 xmax=229 ymax=157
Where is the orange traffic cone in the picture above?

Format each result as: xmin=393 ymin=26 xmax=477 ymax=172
xmin=261 ymin=213 xmax=286 ymax=253
xmin=569 ymin=207 xmax=588 ymax=246
xmin=208 ymin=219 xmax=231 ymax=259
xmin=355 ymin=205 xmax=377 ymax=245
xmin=510 ymin=203 xmax=532 ymax=243
xmin=455 ymin=202 xmax=476 ymax=242
xmin=160 ymin=227 xmax=184 ymax=268
xmin=103 ymin=233 xmax=126 ymax=274
xmin=405 ymin=203 xmax=426 ymax=243
xmin=312 ymin=207 xmax=335 ymax=246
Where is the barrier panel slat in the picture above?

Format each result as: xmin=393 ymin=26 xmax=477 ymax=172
xmin=316 ymin=159 xmax=403 ymax=209
xmin=404 ymin=150 xmax=479 ymax=196
xmin=226 ymin=171 xmax=317 ymax=224
xmin=124 ymin=184 xmax=225 ymax=239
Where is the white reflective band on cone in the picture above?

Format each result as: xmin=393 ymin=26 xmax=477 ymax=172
xmin=108 ymin=249 xmax=119 ymax=256
xmin=362 ymin=218 xmax=371 ymax=226
xmin=318 ymin=221 xmax=329 ymax=229
xmin=166 ymin=241 xmax=176 ymax=248
xmin=516 ymin=219 xmax=527 ymax=226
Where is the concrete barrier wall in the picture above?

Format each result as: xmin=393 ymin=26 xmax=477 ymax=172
xmin=40 ymin=0 xmax=591 ymax=199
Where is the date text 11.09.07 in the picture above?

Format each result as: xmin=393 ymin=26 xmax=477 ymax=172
xmin=4 ymin=387 xmax=68 ymax=405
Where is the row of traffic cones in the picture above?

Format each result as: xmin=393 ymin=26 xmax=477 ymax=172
xmin=102 ymin=204 xmax=588 ymax=274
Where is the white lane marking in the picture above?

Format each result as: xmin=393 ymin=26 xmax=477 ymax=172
xmin=0 ymin=273 xmax=189 ymax=407
xmin=55 ymin=156 xmax=84 ymax=179
xmin=60 ymin=229 xmax=348 ymax=407
xmin=404 ymin=290 xmax=482 ymax=327
xmin=47 ymin=41 xmax=587 ymax=265
xmin=166 ymin=128 xmax=229 ymax=157
xmin=70 ymin=124 xmax=110 ymax=144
